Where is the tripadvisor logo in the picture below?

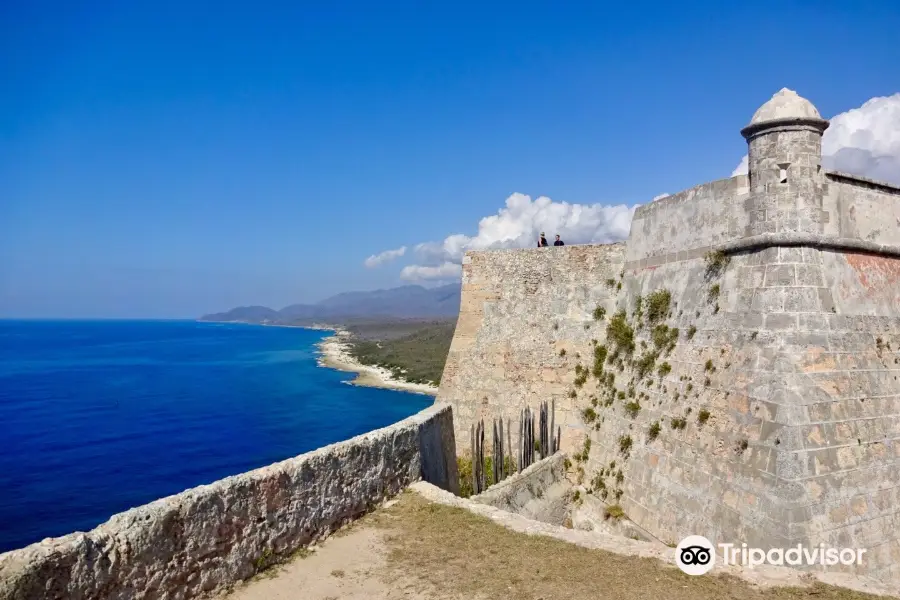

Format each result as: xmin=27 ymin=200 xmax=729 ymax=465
xmin=674 ymin=535 xmax=868 ymax=575
xmin=675 ymin=535 xmax=715 ymax=575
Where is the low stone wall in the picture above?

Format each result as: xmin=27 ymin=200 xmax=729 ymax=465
xmin=471 ymin=452 xmax=572 ymax=525
xmin=0 ymin=403 xmax=458 ymax=600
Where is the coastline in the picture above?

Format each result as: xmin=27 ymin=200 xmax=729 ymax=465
xmin=198 ymin=319 xmax=439 ymax=396
xmin=315 ymin=329 xmax=439 ymax=396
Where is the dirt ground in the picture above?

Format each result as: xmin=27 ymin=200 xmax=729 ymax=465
xmin=221 ymin=492 xmax=895 ymax=600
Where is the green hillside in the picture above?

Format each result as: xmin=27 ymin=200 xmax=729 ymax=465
xmin=347 ymin=321 xmax=456 ymax=385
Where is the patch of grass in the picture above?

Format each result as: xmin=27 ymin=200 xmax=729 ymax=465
xmin=559 ymin=348 xmax=567 ymax=357
xmin=644 ymin=289 xmax=672 ymax=324
xmin=708 ymin=284 xmax=720 ymax=303
xmin=605 ymin=278 xmax=617 ymax=288
xmin=330 ymin=569 xmax=345 ymax=578
xmin=634 ymin=351 xmax=658 ymax=380
xmin=651 ymin=324 xmax=679 ymax=353
xmin=582 ymin=407 xmax=598 ymax=424
xmin=704 ymin=250 xmax=731 ymax=277
xmin=593 ymin=305 xmax=607 ymax=321
xmin=698 ymin=409 xmax=711 ymax=425
xmin=574 ymin=437 xmax=592 ymax=462
xmin=736 ymin=439 xmax=749 ymax=453
xmin=253 ymin=547 xmax=275 ymax=572
xmin=606 ymin=311 xmax=636 ymax=356
xmin=687 ymin=325 xmax=697 ymax=340
xmin=670 ymin=417 xmax=687 ymax=430
xmin=592 ymin=344 xmax=608 ymax=377
xmin=624 ymin=401 xmax=641 ymax=418
xmin=657 ymin=362 xmax=672 ymax=377
xmin=704 ymin=359 xmax=715 ymax=373
xmin=647 ymin=421 xmax=661 ymax=441
xmin=604 ymin=504 xmax=626 ymax=520
xmin=618 ymin=435 xmax=633 ymax=455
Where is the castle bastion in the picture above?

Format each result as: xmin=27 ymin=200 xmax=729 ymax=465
xmin=437 ymin=88 xmax=900 ymax=584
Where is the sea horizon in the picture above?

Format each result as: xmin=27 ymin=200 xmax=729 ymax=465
xmin=0 ymin=319 xmax=431 ymax=553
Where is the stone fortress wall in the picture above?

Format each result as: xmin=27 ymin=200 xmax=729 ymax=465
xmin=437 ymin=89 xmax=900 ymax=584
xmin=0 ymin=404 xmax=458 ymax=600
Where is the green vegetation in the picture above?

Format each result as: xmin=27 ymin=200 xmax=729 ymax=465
xmin=606 ymin=311 xmax=635 ymax=355
xmin=593 ymin=305 xmax=607 ymax=321
xmin=581 ymin=407 xmax=598 ymax=424
xmin=559 ymin=348 xmax=567 ymax=357
xmin=657 ymin=362 xmax=672 ymax=377
xmin=708 ymin=284 xmax=720 ymax=302
xmin=670 ymin=417 xmax=687 ymax=430
xmin=604 ymin=504 xmax=625 ymax=520
xmin=704 ymin=359 xmax=715 ymax=373
xmin=647 ymin=421 xmax=661 ymax=441
xmin=687 ymin=325 xmax=697 ymax=340
xmin=574 ymin=364 xmax=589 ymax=387
xmin=574 ymin=437 xmax=591 ymax=462
xmin=698 ymin=409 xmax=711 ymax=425
xmin=592 ymin=344 xmax=608 ymax=377
xmin=644 ymin=289 xmax=672 ymax=324
xmin=704 ymin=250 xmax=731 ymax=277
xmin=456 ymin=455 xmax=516 ymax=498
xmin=634 ymin=351 xmax=658 ymax=379
xmin=348 ymin=321 xmax=454 ymax=384
xmin=618 ymin=435 xmax=633 ymax=455
xmin=624 ymin=401 xmax=641 ymax=418
xmin=652 ymin=324 xmax=679 ymax=353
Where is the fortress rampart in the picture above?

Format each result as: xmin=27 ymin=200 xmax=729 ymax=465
xmin=0 ymin=404 xmax=457 ymax=600
xmin=437 ymin=88 xmax=900 ymax=583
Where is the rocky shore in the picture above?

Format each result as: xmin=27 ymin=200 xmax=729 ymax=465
xmin=315 ymin=328 xmax=439 ymax=396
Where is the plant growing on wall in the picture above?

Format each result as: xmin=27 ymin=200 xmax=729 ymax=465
xmin=704 ymin=250 xmax=730 ymax=278
xmin=645 ymin=289 xmax=672 ymax=324
xmin=606 ymin=311 xmax=635 ymax=356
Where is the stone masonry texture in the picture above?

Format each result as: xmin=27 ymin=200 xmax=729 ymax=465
xmin=0 ymin=404 xmax=458 ymax=600
xmin=437 ymin=90 xmax=900 ymax=585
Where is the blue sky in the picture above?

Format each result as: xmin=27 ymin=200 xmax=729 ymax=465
xmin=2 ymin=1 xmax=898 ymax=318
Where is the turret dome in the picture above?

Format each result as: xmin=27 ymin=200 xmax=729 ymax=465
xmin=741 ymin=88 xmax=828 ymax=140
xmin=749 ymin=88 xmax=822 ymax=124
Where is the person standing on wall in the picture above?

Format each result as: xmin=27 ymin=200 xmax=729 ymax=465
xmin=554 ymin=235 xmax=565 ymax=246
xmin=538 ymin=232 xmax=549 ymax=247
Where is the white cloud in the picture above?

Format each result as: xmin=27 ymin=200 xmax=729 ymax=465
xmin=363 ymin=246 xmax=406 ymax=268
xmin=393 ymin=193 xmax=637 ymax=281
xmin=730 ymin=155 xmax=748 ymax=177
xmin=400 ymin=262 xmax=463 ymax=282
xmin=731 ymin=93 xmax=900 ymax=185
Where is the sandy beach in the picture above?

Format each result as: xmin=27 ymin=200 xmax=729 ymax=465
xmin=315 ymin=329 xmax=439 ymax=396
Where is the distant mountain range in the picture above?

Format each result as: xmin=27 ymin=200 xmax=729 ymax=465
xmin=199 ymin=284 xmax=461 ymax=324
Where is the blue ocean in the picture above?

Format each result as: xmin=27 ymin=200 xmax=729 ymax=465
xmin=0 ymin=320 xmax=431 ymax=553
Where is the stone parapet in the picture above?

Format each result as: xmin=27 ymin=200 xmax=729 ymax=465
xmin=0 ymin=404 xmax=458 ymax=600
